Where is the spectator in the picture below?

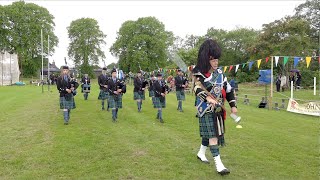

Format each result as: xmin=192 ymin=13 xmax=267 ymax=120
xmin=296 ymin=72 xmax=302 ymax=89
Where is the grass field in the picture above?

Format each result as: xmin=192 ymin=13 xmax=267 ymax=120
xmin=0 ymin=82 xmax=319 ymax=179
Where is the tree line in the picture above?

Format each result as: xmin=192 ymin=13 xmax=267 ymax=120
xmin=0 ymin=0 xmax=318 ymax=81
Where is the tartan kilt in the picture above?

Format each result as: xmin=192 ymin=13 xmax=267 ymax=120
xmin=149 ymin=90 xmax=155 ymax=97
xmin=108 ymin=94 xmax=123 ymax=108
xmin=199 ymin=112 xmax=225 ymax=146
xmin=59 ymin=96 xmax=76 ymax=109
xmin=176 ymin=90 xmax=185 ymax=101
xmin=153 ymin=96 xmax=166 ymax=108
xmin=134 ymin=91 xmax=145 ymax=100
xmin=98 ymin=90 xmax=109 ymax=100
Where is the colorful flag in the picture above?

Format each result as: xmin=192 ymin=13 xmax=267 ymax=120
xmin=293 ymin=57 xmax=300 ymax=68
xmin=235 ymin=64 xmax=239 ymax=73
xmin=274 ymin=56 xmax=279 ymax=67
xmin=257 ymin=59 xmax=262 ymax=68
xmin=283 ymin=56 xmax=289 ymax=66
xmin=223 ymin=66 xmax=228 ymax=73
xmin=306 ymin=57 xmax=311 ymax=68
xmin=229 ymin=65 xmax=233 ymax=72
xmin=249 ymin=61 xmax=254 ymax=70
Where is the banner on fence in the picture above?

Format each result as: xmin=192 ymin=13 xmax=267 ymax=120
xmin=287 ymin=98 xmax=320 ymax=117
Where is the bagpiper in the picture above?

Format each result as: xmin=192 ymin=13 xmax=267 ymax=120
xmin=153 ymin=73 xmax=169 ymax=123
xmin=193 ymin=39 xmax=238 ymax=176
xmin=107 ymin=69 xmax=126 ymax=122
xmin=81 ymin=73 xmax=91 ymax=100
xmin=98 ymin=67 xmax=110 ymax=111
xmin=56 ymin=66 xmax=79 ymax=125
xmin=174 ymin=69 xmax=188 ymax=112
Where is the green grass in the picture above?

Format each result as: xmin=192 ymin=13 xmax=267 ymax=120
xmin=0 ymin=82 xmax=319 ymax=179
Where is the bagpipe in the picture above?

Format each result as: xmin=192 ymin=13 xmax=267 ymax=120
xmin=70 ymin=76 xmax=79 ymax=96
xmin=81 ymin=78 xmax=91 ymax=93
xmin=115 ymin=69 xmax=126 ymax=94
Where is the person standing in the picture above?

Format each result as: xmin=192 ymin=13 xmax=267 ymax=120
xmin=193 ymin=39 xmax=238 ymax=175
xmin=81 ymin=74 xmax=91 ymax=100
xmin=148 ymin=74 xmax=156 ymax=105
xmin=153 ymin=73 xmax=169 ymax=123
xmin=276 ymin=74 xmax=281 ymax=92
xmin=174 ymin=69 xmax=188 ymax=112
xmin=289 ymin=71 xmax=296 ymax=89
xmin=98 ymin=67 xmax=110 ymax=111
xmin=133 ymin=71 xmax=146 ymax=112
xmin=107 ymin=69 xmax=126 ymax=122
xmin=280 ymin=74 xmax=287 ymax=92
xmin=296 ymin=71 xmax=302 ymax=89
xmin=57 ymin=66 xmax=79 ymax=125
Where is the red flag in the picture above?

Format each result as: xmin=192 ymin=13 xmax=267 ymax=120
xmin=266 ymin=57 xmax=269 ymax=63
xmin=228 ymin=65 xmax=233 ymax=72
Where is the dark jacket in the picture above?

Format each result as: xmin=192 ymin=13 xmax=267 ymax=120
xmin=134 ymin=77 xmax=144 ymax=92
xmin=57 ymin=75 xmax=79 ymax=97
xmin=175 ymin=75 xmax=186 ymax=91
xmin=98 ymin=74 xmax=109 ymax=91
xmin=107 ymin=77 xmax=126 ymax=95
xmin=81 ymin=76 xmax=91 ymax=85
xmin=154 ymin=80 xmax=168 ymax=97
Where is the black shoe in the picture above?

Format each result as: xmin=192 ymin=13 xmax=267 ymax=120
xmin=180 ymin=109 xmax=184 ymax=112
xmin=159 ymin=118 xmax=164 ymax=123
xmin=218 ymin=169 xmax=230 ymax=176
xmin=197 ymin=156 xmax=210 ymax=164
xmin=102 ymin=107 xmax=105 ymax=110
xmin=112 ymin=117 xmax=116 ymax=122
xmin=64 ymin=122 xmax=68 ymax=125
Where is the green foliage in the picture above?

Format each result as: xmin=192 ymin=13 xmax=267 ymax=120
xmin=110 ymin=17 xmax=173 ymax=73
xmin=235 ymin=70 xmax=260 ymax=83
xmin=67 ymin=18 xmax=106 ymax=76
xmin=2 ymin=1 xmax=58 ymax=77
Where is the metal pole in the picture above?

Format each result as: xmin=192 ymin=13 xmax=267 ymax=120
xmin=41 ymin=29 xmax=44 ymax=93
xmin=314 ymin=77 xmax=316 ymax=96
xmin=269 ymin=56 xmax=273 ymax=110
xmin=10 ymin=53 xmax=12 ymax=85
xmin=291 ymin=80 xmax=293 ymax=99
xmin=1 ymin=52 xmax=3 ymax=86
xmin=48 ymin=35 xmax=50 ymax=91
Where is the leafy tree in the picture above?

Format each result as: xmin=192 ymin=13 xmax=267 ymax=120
xmin=294 ymin=0 xmax=319 ymax=57
xmin=67 ymin=18 xmax=106 ymax=77
xmin=110 ymin=16 xmax=173 ymax=73
xmin=3 ymin=1 xmax=58 ymax=77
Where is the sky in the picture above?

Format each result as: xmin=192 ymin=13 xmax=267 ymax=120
xmin=1 ymin=0 xmax=306 ymax=68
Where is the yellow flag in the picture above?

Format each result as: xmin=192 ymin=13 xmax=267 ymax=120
xmin=257 ymin=59 xmax=262 ymax=69
xmin=224 ymin=66 xmax=228 ymax=73
xmin=306 ymin=57 xmax=311 ymax=68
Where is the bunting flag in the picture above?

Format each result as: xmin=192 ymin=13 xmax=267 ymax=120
xmin=294 ymin=57 xmax=300 ymax=68
xmin=257 ymin=59 xmax=262 ymax=69
xmin=223 ymin=66 xmax=228 ymax=73
xmin=159 ymin=68 xmax=163 ymax=72
xmin=235 ymin=64 xmax=239 ymax=73
xmin=306 ymin=57 xmax=311 ymax=68
xmin=266 ymin=57 xmax=269 ymax=63
xmin=274 ymin=56 xmax=279 ymax=67
xmin=242 ymin=63 xmax=246 ymax=68
xmin=283 ymin=56 xmax=289 ymax=66
xmin=228 ymin=65 xmax=233 ymax=72
xmin=249 ymin=61 xmax=254 ymax=70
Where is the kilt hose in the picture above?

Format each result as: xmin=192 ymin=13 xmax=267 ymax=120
xmin=108 ymin=94 xmax=123 ymax=109
xmin=176 ymin=90 xmax=185 ymax=101
xmin=199 ymin=111 xmax=225 ymax=146
xmin=134 ymin=91 xmax=145 ymax=100
xmin=153 ymin=96 xmax=166 ymax=108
